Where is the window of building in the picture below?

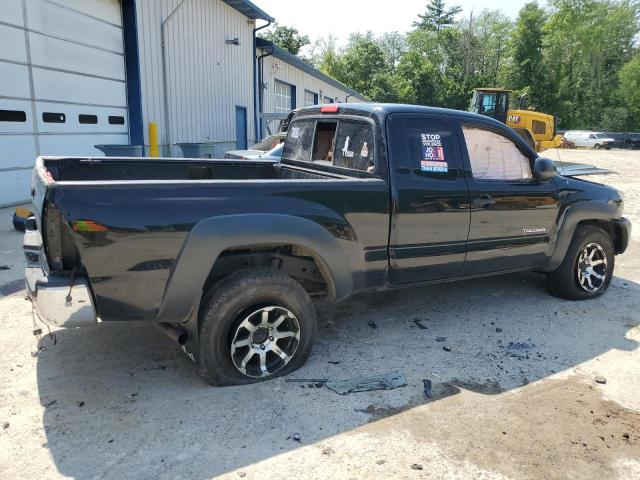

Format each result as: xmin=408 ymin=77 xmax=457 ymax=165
xmin=304 ymin=90 xmax=318 ymax=107
xmin=0 ymin=110 xmax=26 ymax=122
xmin=323 ymin=96 xmax=334 ymax=104
xmin=275 ymin=80 xmax=294 ymax=113
xmin=532 ymin=120 xmax=546 ymax=135
xmin=462 ymin=125 xmax=532 ymax=180
xmin=79 ymin=114 xmax=98 ymax=124
xmin=43 ymin=112 xmax=65 ymax=123
xmin=108 ymin=115 xmax=125 ymax=125
xmin=333 ymin=120 xmax=374 ymax=172
xmin=282 ymin=120 xmax=315 ymax=162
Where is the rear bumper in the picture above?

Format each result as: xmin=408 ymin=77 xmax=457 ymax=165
xmin=613 ymin=217 xmax=631 ymax=255
xmin=25 ymin=268 xmax=97 ymax=328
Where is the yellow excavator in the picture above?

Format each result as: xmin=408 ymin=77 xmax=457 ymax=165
xmin=470 ymin=88 xmax=564 ymax=152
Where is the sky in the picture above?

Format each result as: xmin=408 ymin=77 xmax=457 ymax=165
xmin=252 ymin=0 xmax=537 ymax=47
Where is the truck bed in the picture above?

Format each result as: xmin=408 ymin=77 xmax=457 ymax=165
xmin=42 ymin=156 xmax=349 ymax=182
xmin=30 ymin=156 xmax=390 ymax=323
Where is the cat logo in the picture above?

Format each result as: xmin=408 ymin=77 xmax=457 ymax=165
xmin=508 ymin=115 xmax=521 ymax=124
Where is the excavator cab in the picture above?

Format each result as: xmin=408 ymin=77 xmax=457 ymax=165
xmin=470 ymin=88 xmax=511 ymax=124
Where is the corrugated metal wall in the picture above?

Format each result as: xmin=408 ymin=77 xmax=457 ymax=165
xmin=136 ymin=0 xmax=256 ymax=155
xmin=261 ymin=52 xmax=364 ymax=116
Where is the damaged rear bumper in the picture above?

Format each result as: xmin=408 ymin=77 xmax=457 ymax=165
xmin=25 ymin=268 xmax=98 ymax=328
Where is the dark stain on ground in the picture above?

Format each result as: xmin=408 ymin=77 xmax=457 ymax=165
xmin=0 ymin=280 xmax=25 ymax=297
xmin=358 ymin=378 xmax=505 ymax=420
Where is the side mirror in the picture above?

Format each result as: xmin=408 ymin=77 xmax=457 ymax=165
xmin=533 ymin=157 xmax=558 ymax=181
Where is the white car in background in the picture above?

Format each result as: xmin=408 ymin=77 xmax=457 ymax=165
xmin=563 ymin=131 xmax=615 ymax=149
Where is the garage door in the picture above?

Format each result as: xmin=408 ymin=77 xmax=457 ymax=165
xmin=0 ymin=0 xmax=129 ymax=206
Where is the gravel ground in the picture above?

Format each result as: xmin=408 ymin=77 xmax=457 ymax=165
xmin=0 ymin=150 xmax=638 ymax=479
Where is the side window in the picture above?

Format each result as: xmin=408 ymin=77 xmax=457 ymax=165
xmin=462 ymin=125 xmax=532 ymax=180
xmin=333 ymin=120 xmax=374 ymax=172
xmin=403 ymin=117 xmax=459 ymax=181
xmin=282 ymin=120 xmax=315 ymax=162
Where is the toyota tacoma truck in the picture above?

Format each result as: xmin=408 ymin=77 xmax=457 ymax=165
xmin=24 ymin=103 xmax=631 ymax=386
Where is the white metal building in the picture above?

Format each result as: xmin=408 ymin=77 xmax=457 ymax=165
xmin=257 ymin=38 xmax=367 ymax=136
xmin=0 ymin=0 xmax=366 ymax=206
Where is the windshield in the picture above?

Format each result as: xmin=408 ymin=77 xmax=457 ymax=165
xmin=594 ymin=133 xmax=608 ymax=139
xmin=251 ymin=133 xmax=284 ymax=151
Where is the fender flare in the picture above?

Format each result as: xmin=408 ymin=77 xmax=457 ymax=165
xmin=544 ymin=201 xmax=620 ymax=272
xmin=156 ymin=214 xmax=354 ymax=324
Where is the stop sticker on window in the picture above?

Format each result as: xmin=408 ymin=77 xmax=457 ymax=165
xmin=420 ymin=133 xmax=448 ymax=173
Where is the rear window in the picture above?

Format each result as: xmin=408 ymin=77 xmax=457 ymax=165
xmin=283 ymin=120 xmax=315 ymax=162
xmin=333 ymin=120 xmax=374 ymax=172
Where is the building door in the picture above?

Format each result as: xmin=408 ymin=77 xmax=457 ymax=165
xmin=235 ymin=106 xmax=247 ymax=150
xmin=0 ymin=0 xmax=129 ymax=205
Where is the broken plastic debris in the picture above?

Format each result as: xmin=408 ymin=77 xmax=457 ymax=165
xmin=326 ymin=372 xmax=407 ymax=395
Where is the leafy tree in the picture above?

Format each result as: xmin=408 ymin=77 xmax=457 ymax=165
xmin=618 ymin=53 xmax=640 ymax=128
xmin=413 ymin=0 xmax=462 ymax=31
xmin=259 ymin=23 xmax=310 ymax=55
xmin=508 ymin=2 xmax=547 ymax=109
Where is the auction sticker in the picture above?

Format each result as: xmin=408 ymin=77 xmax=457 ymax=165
xmin=420 ymin=133 xmax=447 ymax=173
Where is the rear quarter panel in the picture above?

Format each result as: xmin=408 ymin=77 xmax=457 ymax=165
xmin=51 ymin=178 xmax=390 ymax=322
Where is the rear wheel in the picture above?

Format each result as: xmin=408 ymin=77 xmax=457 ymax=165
xmin=198 ymin=268 xmax=317 ymax=386
xmin=547 ymin=225 xmax=614 ymax=300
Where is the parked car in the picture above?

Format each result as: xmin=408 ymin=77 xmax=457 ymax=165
xmin=224 ymin=143 xmax=283 ymax=161
xmin=224 ymin=132 xmax=285 ymax=159
xmin=24 ymin=103 xmax=631 ymax=386
xmin=563 ymin=131 xmax=615 ymax=149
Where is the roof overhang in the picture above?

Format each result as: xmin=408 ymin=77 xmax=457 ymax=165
xmin=256 ymin=38 xmax=368 ymax=102
xmin=223 ymin=0 xmax=274 ymax=22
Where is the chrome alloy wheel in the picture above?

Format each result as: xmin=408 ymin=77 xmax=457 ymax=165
xmin=230 ymin=306 xmax=301 ymax=378
xmin=576 ymin=243 xmax=608 ymax=293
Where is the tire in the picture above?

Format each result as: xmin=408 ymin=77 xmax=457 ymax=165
xmin=594 ymin=144 xmax=601 ymax=150
xmin=546 ymin=225 xmax=614 ymax=300
xmin=198 ymin=267 xmax=317 ymax=386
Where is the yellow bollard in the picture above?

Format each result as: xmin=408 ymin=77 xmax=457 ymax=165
xmin=148 ymin=122 xmax=159 ymax=157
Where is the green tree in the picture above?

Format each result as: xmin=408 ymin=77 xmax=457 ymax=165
xmin=413 ymin=0 xmax=462 ymax=31
xmin=259 ymin=23 xmax=310 ymax=55
xmin=508 ymin=2 xmax=547 ymax=109
xmin=543 ymin=0 xmax=639 ymax=128
xmin=618 ymin=53 xmax=640 ymax=128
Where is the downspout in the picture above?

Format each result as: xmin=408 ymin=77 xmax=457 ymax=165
xmin=253 ymin=20 xmax=271 ymax=142
xmin=161 ymin=0 xmax=187 ymax=155
xmin=257 ymin=44 xmax=275 ymax=138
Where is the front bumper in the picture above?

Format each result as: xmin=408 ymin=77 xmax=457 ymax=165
xmin=25 ymin=268 xmax=97 ymax=328
xmin=613 ymin=217 xmax=631 ymax=254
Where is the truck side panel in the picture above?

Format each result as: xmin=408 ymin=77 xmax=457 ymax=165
xmin=49 ymin=179 xmax=390 ymax=322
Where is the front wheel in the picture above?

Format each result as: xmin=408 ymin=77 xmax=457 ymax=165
xmin=546 ymin=225 xmax=614 ymax=300
xmin=198 ymin=268 xmax=317 ymax=386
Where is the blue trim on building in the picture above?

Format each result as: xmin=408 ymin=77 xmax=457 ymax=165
xmin=256 ymin=38 xmax=368 ymax=102
xmin=290 ymin=84 xmax=297 ymax=110
xmin=122 ymin=0 xmax=144 ymax=146
xmin=223 ymin=0 xmax=274 ymax=21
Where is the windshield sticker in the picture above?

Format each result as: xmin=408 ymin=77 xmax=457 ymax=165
xmin=361 ymin=142 xmax=369 ymax=158
xmin=290 ymin=127 xmax=301 ymax=139
xmin=420 ymin=133 xmax=447 ymax=173
xmin=342 ymin=136 xmax=355 ymax=158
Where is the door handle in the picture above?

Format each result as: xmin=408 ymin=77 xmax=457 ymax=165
xmin=473 ymin=194 xmax=495 ymax=208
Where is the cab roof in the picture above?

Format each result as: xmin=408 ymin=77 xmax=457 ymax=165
xmin=295 ymin=102 xmax=505 ymax=126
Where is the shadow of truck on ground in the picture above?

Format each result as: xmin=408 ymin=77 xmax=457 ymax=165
xmin=36 ymin=271 xmax=639 ymax=479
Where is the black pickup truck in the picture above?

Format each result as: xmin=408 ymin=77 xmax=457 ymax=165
xmin=24 ymin=103 xmax=631 ymax=385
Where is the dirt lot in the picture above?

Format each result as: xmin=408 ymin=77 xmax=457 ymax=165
xmin=0 ymin=149 xmax=638 ymax=479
